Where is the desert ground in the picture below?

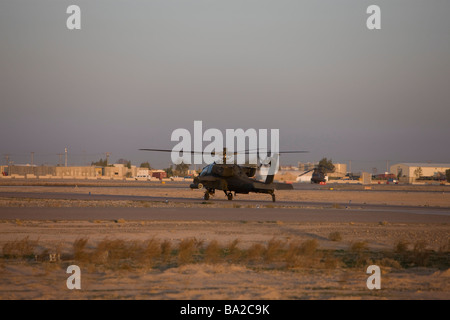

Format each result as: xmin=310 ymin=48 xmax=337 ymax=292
xmin=0 ymin=180 xmax=449 ymax=300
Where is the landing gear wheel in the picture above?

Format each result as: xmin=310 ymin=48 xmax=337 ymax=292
xmin=271 ymin=194 xmax=276 ymax=202
xmin=227 ymin=192 xmax=233 ymax=201
xmin=204 ymin=192 xmax=210 ymax=200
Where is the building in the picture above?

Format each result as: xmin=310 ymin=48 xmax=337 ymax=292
xmin=280 ymin=165 xmax=299 ymax=171
xmin=102 ymin=164 xmax=137 ymax=179
xmin=327 ymin=163 xmax=347 ymax=179
xmin=56 ymin=166 xmax=96 ymax=178
xmin=151 ymin=170 xmax=167 ymax=180
xmin=0 ymin=164 xmax=138 ymax=180
xmin=3 ymin=165 xmax=56 ymax=177
xmin=390 ymin=163 xmax=450 ymax=182
xmin=137 ymin=168 xmax=150 ymax=176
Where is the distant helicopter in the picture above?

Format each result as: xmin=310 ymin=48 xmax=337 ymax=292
xmin=297 ymin=163 xmax=334 ymax=184
xmin=297 ymin=167 xmax=327 ymax=184
xmin=139 ymin=148 xmax=307 ymax=202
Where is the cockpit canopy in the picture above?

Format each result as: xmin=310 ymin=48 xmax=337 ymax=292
xmin=199 ymin=164 xmax=214 ymax=176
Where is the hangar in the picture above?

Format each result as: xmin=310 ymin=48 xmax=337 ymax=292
xmin=390 ymin=163 xmax=450 ymax=182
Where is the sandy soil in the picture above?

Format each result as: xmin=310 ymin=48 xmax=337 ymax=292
xmin=2 ymin=261 xmax=449 ymax=300
xmin=0 ymin=185 xmax=449 ymax=300
xmin=1 ymin=218 xmax=449 ymax=300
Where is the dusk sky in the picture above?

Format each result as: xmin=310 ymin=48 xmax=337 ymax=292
xmin=1 ymin=0 xmax=449 ymax=172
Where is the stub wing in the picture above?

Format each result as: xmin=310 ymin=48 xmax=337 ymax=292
xmin=252 ymin=181 xmax=294 ymax=191
xmin=273 ymin=182 xmax=294 ymax=190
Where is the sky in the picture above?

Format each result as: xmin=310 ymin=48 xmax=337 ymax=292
xmin=1 ymin=0 xmax=449 ymax=172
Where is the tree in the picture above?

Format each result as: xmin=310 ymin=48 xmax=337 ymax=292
xmin=174 ymin=162 xmax=190 ymax=176
xmin=164 ymin=165 xmax=174 ymax=178
xmin=397 ymin=168 xmax=403 ymax=180
xmin=91 ymin=158 xmax=107 ymax=167
xmin=446 ymin=169 xmax=450 ymax=183
xmin=140 ymin=162 xmax=152 ymax=169
xmin=318 ymin=157 xmax=335 ymax=174
xmin=116 ymin=158 xmax=131 ymax=169
xmin=414 ymin=167 xmax=423 ymax=179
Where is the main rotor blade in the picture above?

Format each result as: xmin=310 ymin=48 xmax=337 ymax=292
xmin=139 ymin=148 xmax=205 ymax=154
xmin=237 ymin=150 xmax=309 ymax=154
xmin=297 ymin=168 xmax=315 ymax=176
xmin=140 ymin=148 xmax=308 ymax=155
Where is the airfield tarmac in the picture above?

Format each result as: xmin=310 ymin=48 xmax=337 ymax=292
xmin=0 ymin=180 xmax=449 ymax=300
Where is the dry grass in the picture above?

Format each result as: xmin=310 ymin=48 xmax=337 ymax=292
xmin=284 ymin=241 xmax=302 ymax=267
xmin=438 ymin=238 xmax=450 ymax=253
xmin=284 ymin=239 xmax=320 ymax=268
xmin=345 ymin=241 xmax=371 ymax=267
xmin=72 ymin=238 xmax=90 ymax=265
xmin=350 ymin=241 xmax=369 ymax=252
xmin=395 ymin=240 xmax=410 ymax=253
xmin=160 ymin=240 xmax=172 ymax=264
xmin=246 ymin=243 xmax=265 ymax=264
xmin=141 ymin=238 xmax=162 ymax=265
xmin=390 ymin=240 xmax=442 ymax=268
xmin=299 ymin=239 xmax=319 ymax=255
xmin=204 ymin=240 xmax=222 ymax=264
xmin=411 ymin=240 xmax=431 ymax=266
xmin=2 ymin=236 xmax=38 ymax=259
xmin=225 ymin=239 xmax=242 ymax=263
xmin=328 ymin=232 xmax=343 ymax=242
xmin=177 ymin=238 xmax=199 ymax=265
xmin=264 ymin=238 xmax=286 ymax=263
xmin=377 ymin=257 xmax=402 ymax=269
xmin=2 ymin=237 xmax=448 ymax=271
xmin=72 ymin=237 xmax=164 ymax=269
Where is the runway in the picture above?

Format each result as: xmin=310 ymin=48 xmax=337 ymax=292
xmin=1 ymin=191 xmax=449 ymax=223
xmin=1 ymin=190 xmax=450 ymax=210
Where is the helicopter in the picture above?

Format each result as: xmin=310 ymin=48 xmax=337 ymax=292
xmin=297 ymin=161 xmax=335 ymax=184
xmin=297 ymin=167 xmax=327 ymax=184
xmin=139 ymin=147 xmax=307 ymax=202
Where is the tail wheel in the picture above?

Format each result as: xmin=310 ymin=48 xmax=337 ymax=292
xmin=227 ymin=192 xmax=233 ymax=201
xmin=271 ymin=194 xmax=276 ymax=202
xmin=204 ymin=192 xmax=210 ymax=200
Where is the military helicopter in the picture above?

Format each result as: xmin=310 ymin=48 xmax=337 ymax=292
xmin=297 ymin=161 xmax=334 ymax=184
xmin=297 ymin=167 xmax=327 ymax=184
xmin=139 ymin=148 xmax=307 ymax=202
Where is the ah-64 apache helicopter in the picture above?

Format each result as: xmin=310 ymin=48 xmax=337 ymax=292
xmin=139 ymin=148 xmax=307 ymax=202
